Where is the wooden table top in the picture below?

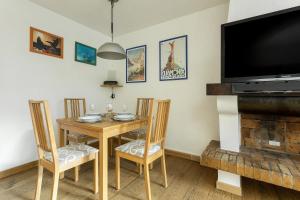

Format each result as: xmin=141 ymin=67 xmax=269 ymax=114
xmin=57 ymin=117 xmax=148 ymax=138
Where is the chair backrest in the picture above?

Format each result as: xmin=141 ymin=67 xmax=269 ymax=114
xmin=29 ymin=100 xmax=58 ymax=164
xmin=144 ymin=100 xmax=171 ymax=157
xmin=136 ymin=98 xmax=154 ymax=118
xmin=64 ymin=98 xmax=86 ymax=118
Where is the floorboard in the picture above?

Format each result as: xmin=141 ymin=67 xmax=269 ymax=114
xmin=0 ymin=156 xmax=300 ymax=200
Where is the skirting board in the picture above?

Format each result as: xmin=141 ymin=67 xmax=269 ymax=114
xmin=216 ymin=180 xmax=242 ymax=196
xmin=165 ymin=149 xmax=200 ymax=162
xmin=0 ymin=161 xmax=38 ymax=179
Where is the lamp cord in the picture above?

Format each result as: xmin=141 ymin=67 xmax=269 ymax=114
xmin=111 ymin=0 xmax=114 ymax=42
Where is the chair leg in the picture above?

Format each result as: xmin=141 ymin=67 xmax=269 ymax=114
xmin=149 ymin=162 xmax=153 ymax=170
xmin=59 ymin=172 xmax=64 ymax=179
xmin=135 ymin=162 xmax=141 ymax=175
xmin=34 ymin=165 xmax=43 ymax=200
xmin=94 ymin=154 xmax=99 ymax=194
xmin=138 ymin=164 xmax=143 ymax=175
xmin=136 ymin=134 xmax=143 ymax=175
xmin=161 ymin=153 xmax=168 ymax=188
xmin=74 ymin=167 xmax=79 ymax=182
xmin=144 ymin=164 xmax=152 ymax=200
xmin=115 ymin=153 xmax=120 ymax=190
xmin=118 ymin=135 xmax=122 ymax=145
xmin=51 ymin=171 xmax=59 ymax=200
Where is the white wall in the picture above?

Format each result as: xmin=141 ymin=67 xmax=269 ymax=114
xmin=113 ymin=4 xmax=229 ymax=155
xmin=0 ymin=1 xmax=230 ymax=171
xmin=0 ymin=0 xmax=114 ymax=171
xmin=228 ymin=0 xmax=300 ymax=22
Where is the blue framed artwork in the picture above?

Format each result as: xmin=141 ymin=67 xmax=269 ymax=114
xmin=126 ymin=45 xmax=147 ymax=83
xmin=75 ymin=42 xmax=97 ymax=66
xmin=159 ymin=35 xmax=188 ymax=81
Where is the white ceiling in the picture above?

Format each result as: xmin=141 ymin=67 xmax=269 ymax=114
xmin=30 ymin=0 xmax=228 ymax=36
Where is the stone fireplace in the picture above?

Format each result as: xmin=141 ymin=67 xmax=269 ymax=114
xmin=201 ymin=92 xmax=300 ymax=196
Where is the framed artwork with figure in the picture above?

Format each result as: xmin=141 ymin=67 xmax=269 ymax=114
xmin=159 ymin=35 xmax=188 ymax=81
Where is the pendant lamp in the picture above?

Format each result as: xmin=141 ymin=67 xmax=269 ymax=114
xmin=97 ymin=0 xmax=126 ymax=60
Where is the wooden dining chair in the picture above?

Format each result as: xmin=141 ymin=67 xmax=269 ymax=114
xmin=115 ymin=100 xmax=171 ymax=200
xmin=64 ymin=98 xmax=95 ymax=144
xmin=117 ymin=98 xmax=154 ymax=144
xmin=64 ymin=98 xmax=97 ymax=181
xmin=115 ymin=98 xmax=154 ymax=169
xmin=29 ymin=100 xmax=98 ymax=200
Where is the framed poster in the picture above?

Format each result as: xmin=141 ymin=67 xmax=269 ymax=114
xmin=159 ymin=35 xmax=188 ymax=81
xmin=75 ymin=42 xmax=97 ymax=66
xmin=126 ymin=45 xmax=147 ymax=83
xmin=29 ymin=27 xmax=64 ymax=59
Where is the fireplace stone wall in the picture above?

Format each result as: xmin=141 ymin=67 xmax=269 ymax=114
xmin=239 ymin=96 xmax=300 ymax=154
xmin=241 ymin=114 xmax=300 ymax=154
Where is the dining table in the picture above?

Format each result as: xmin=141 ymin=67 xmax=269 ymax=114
xmin=56 ymin=115 xmax=148 ymax=200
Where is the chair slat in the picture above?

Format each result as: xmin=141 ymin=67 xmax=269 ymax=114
xmin=83 ymin=100 xmax=86 ymax=115
xmin=64 ymin=99 xmax=68 ymax=118
xmin=33 ymin=103 xmax=49 ymax=151
xmin=154 ymin=103 xmax=164 ymax=143
xmin=137 ymin=98 xmax=153 ymax=118
xmin=136 ymin=99 xmax=141 ymax=116
xmin=65 ymin=98 xmax=86 ymax=118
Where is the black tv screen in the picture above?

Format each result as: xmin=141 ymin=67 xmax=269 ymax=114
xmin=222 ymin=6 xmax=300 ymax=83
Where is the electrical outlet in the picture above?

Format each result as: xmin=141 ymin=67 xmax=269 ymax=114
xmin=269 ymin=140 xmax=280 ymax=147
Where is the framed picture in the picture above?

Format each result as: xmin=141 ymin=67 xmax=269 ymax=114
xmin=159 ymin=35 xmax=188 ymax=81
xmin=126 ymin=45 xmax=147 ymax=83
xmin=29 ymin=27 xmax=64 ymax=59
xmin=75 ymin=42 xmax=97 ymax=66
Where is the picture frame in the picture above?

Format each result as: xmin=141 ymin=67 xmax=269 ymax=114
xmin=159 ymin=35 xmax=188 ymax=81
xmin=75 ymin=42 xmax=97 ymax=66
xmin=126 ymin=45 xmax=147 ymax=83
xmin=29 ymin=27 xmax=64 ymax=59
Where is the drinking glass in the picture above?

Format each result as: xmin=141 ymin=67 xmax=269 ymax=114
xmin=122 ymin=104 xmax=128 ymax=113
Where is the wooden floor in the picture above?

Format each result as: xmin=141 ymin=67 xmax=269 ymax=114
xmin=1 ymin=155 xmax=300 ymax=200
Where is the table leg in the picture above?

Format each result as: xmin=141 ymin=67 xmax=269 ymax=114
xmin=99 ymin=136 xmax=108 ymax=200
xmin=58 ymin=126 xmax=65 ymax=179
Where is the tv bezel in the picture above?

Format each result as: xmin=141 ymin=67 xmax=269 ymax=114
xmin=221 ymin=5 xmax=300 ymax=83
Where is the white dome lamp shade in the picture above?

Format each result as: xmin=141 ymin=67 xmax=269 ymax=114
xmin=97 ymin=0 xmax=126 ymax=60
xmin=97 ymin=42 xmax=126 ymax=60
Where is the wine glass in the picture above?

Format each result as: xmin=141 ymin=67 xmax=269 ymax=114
xmin=106 ymin=103 xmax=113 ymax=113
xmin=122 ymin=104 xmax=128 ymax=113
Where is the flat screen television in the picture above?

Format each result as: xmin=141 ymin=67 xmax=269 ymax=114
xmin=222 ymin=6 xmax=300 ymax=83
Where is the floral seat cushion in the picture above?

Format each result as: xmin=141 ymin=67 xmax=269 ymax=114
xmin=44 ymin=144 xmax=98 ymax=166
xmin=115 ymin=140 xmax=160 ymax=157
